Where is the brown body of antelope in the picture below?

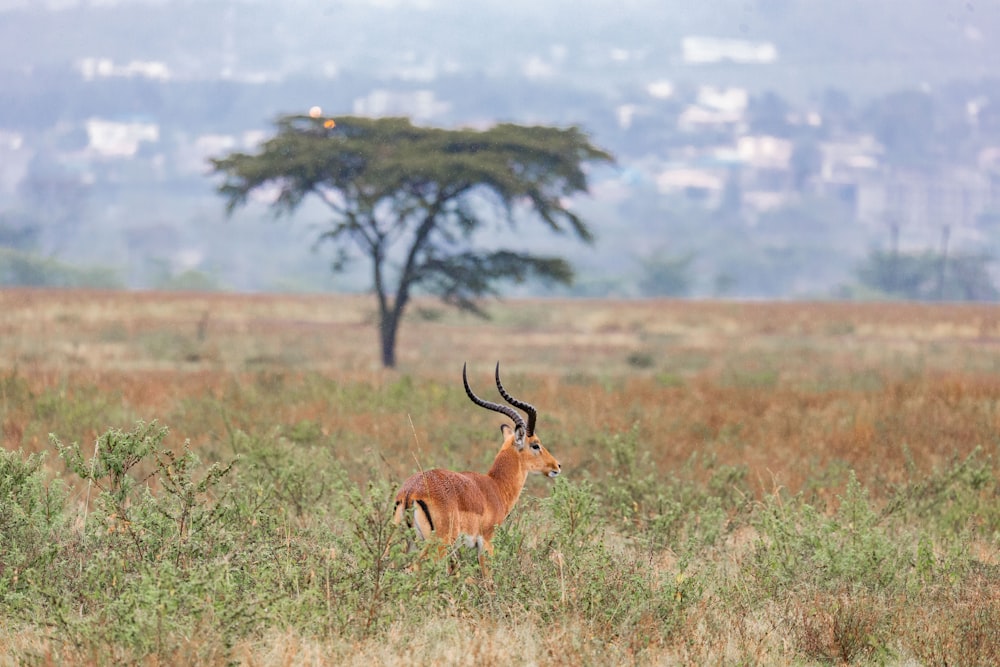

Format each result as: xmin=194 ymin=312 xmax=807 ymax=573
xmin=393 ymin=362 xmax=561 ymax=577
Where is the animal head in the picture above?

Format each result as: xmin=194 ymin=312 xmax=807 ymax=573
xmin=464 ymin=362 xmax=561 ymax=478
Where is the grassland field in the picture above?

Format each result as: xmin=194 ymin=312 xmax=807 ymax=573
xmin=1 ymin=288 xmax=998 ymax=665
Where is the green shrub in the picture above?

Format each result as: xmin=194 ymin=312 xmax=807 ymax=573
xmin=883 ymin=446 xmax=998 ymax=538
xmin=592 ymin=423 xmax=750 ymax=561
xmin=0 ymin=449 xmax=66 ymax=615
xmin=749 ymin=472 xmax=913 ymax=594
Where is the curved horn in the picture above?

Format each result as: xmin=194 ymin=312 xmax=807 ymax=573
xmin=495 ymin=362 xmax=537 ymax=436
xmin=463 ymin=363 xmax=527 ymax=432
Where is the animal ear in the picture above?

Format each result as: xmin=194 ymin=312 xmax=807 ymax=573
xmin=500 ymin=423 xmax=526 ymax=450
xmin=513 ymin=424 xmax=526 ymax=450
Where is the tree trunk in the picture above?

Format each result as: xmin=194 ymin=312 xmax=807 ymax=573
xmin=379 ymin=309 xmax=398 ymax=368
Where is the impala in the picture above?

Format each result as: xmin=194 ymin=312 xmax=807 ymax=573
xmin=393 ymin=362 xmax=561 ymax=577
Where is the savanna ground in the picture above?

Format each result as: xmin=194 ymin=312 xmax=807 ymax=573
xmin=1 ymin=288 xmax=999 ymax=665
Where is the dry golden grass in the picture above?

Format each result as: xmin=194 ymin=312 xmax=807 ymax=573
xmin=5 ymin=288 xmax=1000 ymax=376
xmin=4 ymin=288 xmax=999 ymax=499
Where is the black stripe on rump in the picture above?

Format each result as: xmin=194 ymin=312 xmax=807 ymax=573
xmin=415 ymin=499 xmax=435 ymax=532
xmin=395 ymin=500 xmax=412 ymax=528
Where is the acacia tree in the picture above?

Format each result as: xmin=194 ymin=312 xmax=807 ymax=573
xmin=210 ymin=115 xmax=612 ymax=367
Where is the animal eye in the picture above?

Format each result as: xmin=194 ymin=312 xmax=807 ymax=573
xmin=531 ymin=442 xmax=541 ymax=451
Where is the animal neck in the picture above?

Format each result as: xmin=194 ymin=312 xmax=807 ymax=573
xmin=486 ymin=445 xmax=528 ymax=516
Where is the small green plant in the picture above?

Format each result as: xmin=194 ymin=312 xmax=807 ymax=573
xmin=340 ymin=477 xmax=412 ymax=635
xmin=224 ymin=424 xmax=337 ymax=519
xmin=882 ymin=446 xmax=997 ymax=537
xmin=153 ymin=445 xmax=236 ymax=565
xmin=54 ymin=420 xmax=164 ymax=538
xmin=599 ymin=422 xmax=660 ymax=526
xmin=0 ymin=449 xmax=66 ymax=615
xmin=546 ymin=476 xmax=599 ymax=542
xmin=0 ymin=449 xmax=64 ymax=541
xmin=748 ymin=472 xmax=912 ymax=595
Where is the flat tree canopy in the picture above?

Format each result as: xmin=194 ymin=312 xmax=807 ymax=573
xmin=210 ymin=114 xmax=613 ymax=367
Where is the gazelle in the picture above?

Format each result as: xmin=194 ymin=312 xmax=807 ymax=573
xmin=393 ymin=362 xmax=561 ymax=577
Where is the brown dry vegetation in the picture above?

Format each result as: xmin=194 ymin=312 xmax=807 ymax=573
xmin=4 ymin=289 xmax=999 ymax=498
xmin=1 ymin=288 xmax=999 ymax=665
